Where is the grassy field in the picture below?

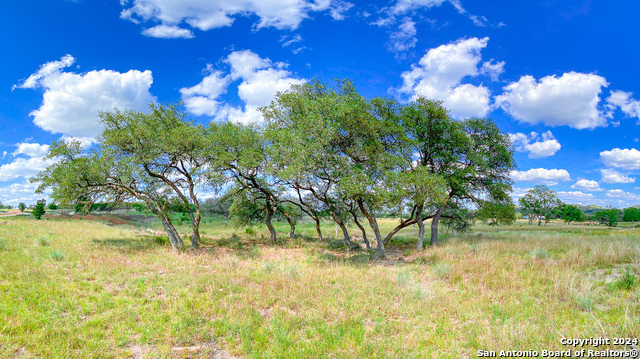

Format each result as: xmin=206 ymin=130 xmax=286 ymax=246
xmin=0 ymin=215 xmax=638 ymax=358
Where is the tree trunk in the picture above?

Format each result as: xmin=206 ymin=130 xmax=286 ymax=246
xmin=314 ymin=219 xmax=324 ymax=240
xmin=358 ymin=200 xmax=385 ymax=258
xmin=330 ymin=210 xmax=352 ymax=246
xmin=538 ymin=217 xmax=542 ymax=226
xmin=265 ymin=204 xmax=277 ymax=243
xmin=416 ymin=204 xmax=426 ymax=250
xmin=430 ymin=206 xmax=445 ymax=246
xmin=160 ymin=214 xmax=184 ymax=251
xmin=283 ymin=213 xmax=295 ymax=238
xmin=352 ymin=213 xmax=370 ymax=249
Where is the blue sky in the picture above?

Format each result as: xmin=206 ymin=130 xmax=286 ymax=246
xmin=1 ymin=0 xmax=639 ymax=207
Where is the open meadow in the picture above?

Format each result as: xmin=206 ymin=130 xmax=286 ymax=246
xmin=0 ymin=216 xmax=638 ymax=358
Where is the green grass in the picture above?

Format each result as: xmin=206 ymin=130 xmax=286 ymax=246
xmin=0 ymin=216 xmax=638 ymax=358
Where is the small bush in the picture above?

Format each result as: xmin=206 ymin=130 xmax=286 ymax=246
xmin=51 ymin=250 xmax=65 ymax=261
xmin=153 ymin=236 xmax=170 ymax=246
xmin=32 ymin=202 xmax=46 ymax=220
xmin=575 ymin=294 xmax=594 ymax=311
xmin=615 ymin=267 xmax=637 ymax=290
xmin=245 ymin=228 xmax=255 ymax=236
xmin=39 ymin=237 xmax=50 ymax=246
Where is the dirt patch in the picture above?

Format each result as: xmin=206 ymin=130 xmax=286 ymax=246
xmin=43 ymin=214 xmax=55 ymax=219
xmin=126 ymin=344 xmax=152 ymax=359
xmin=0 ymin=210 xmax=21 ymax=217
xmin=587 ymin=264 xmax=639 ymax=283
xmin=108 ymin=217 xmax=134 ymax=226
xmin=71 ymin=214 xmax=81 ymax=220
xmin=57 ymin=214 xmax=72 ymax=219
xmin=171 ymin=343 xmax=238 ymax=358
xmin=84 ymin=214 xmax=100 ymax=221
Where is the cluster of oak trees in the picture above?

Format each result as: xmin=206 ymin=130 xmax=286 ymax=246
xmin=518 ymin=185 xmax=640 ymax=227
xmin=33 ymin=80 xmax=516 ymax=258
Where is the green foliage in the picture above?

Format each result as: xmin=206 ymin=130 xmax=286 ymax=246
xmin=131 ymin=203 xmax=147 ymax=213
xmin=38 ymin=237 xmax=49 ymax=246
xmin=32 ymin=201 xmax=46 ymax=220
xmin=228 ymin=189 xmax=266 ymax=229
xmin=623 ymin=207 xmax=640 ymax=222
xmin=615 ymin=267 xmax=637 ymax=290
xmin=593 ymin=209 xmax=620 ymax=227
xmin=152 ymin=236 xmax=170 ymax=246
xmin=557 ymin=204 xmax=585 ymax=224
xmin=50 ymin=250 xmax=65 ymax=261
xmin=441 ymin=204 xmax=474 ymax=233
xmin=32 ymin=81 xmax=520 ymax=251
xmin=519 ymin=185 xmax=562 ymax=225
xmin=18 ymin=202 xmax=25 ymax=213
xmin=476 ymin=201 xmax=516 ymax=226
xmin=47 ymin=203 xmax=58 ymax=210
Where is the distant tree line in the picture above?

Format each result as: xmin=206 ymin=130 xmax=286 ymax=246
xmin=33 ymin=80 xmax=517 ymax=257
xmin=518 ymin=185 xmax=639 ymax=227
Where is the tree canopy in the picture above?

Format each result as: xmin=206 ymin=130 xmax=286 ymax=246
xmin=33 ymin=80 xmax=517 ymax=255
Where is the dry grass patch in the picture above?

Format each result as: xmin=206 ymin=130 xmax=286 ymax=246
xmin=0 ymin=217 xmax=638 ymax=358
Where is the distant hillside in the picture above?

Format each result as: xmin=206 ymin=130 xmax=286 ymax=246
xmin=573 ymin=204 xmax=605 ymax=214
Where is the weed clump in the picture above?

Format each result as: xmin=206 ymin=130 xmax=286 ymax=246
xmin=51 ymin=250 xmax=65 ymax=261
xmin=575 ymin=294 xmax=594 ymax=311
xmin=153 ymin=236 xmax=170 ymax=246
xmin=38 ymin=237 xmax=50 ymax=246
xmin=615 ymin=267 xmax=637 ymax=290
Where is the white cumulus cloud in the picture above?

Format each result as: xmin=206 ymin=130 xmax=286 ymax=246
xmin=510 ymin=168 xmax=571 ymax=186
xmin=181 ymin=50 xmax=306 ymax=124
xmin=13 ymin=143 xmax=50 ymax=158
xmin=605 ymin=189 xmax=640 ymax=201
xmin=570 ymin=179 xmax=602 ymax=191
xmin=508 ymin=131 xmax=561 ymax=159
xmin=0 ymin=181 xmax=49 ymax=206
xmin=142 ymin=24 xmax=194 ymax=38
xmin=606 ymin=90 xmax=640 ymax=123
xmin=121 ymin=0 xmax=353 ymax=38
xmin=600 ymin=169 xmax=635 ymax=184
xmin=0 ymin=157 xmax=55 ymax=182
xmin=495 ymin=72 xmax=609 ymax=130
xmin=556 ymin=191 xmax=595 ymax=203
xmin=400 ymin=37 xmax=501 ymax=118
xmin=600 ymin=148 xmax=640 ymax=170
xmin=388 ymin=17 xmax=417 ymax=53
xmin=14 ymin=55 xmax=155 ymax=137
